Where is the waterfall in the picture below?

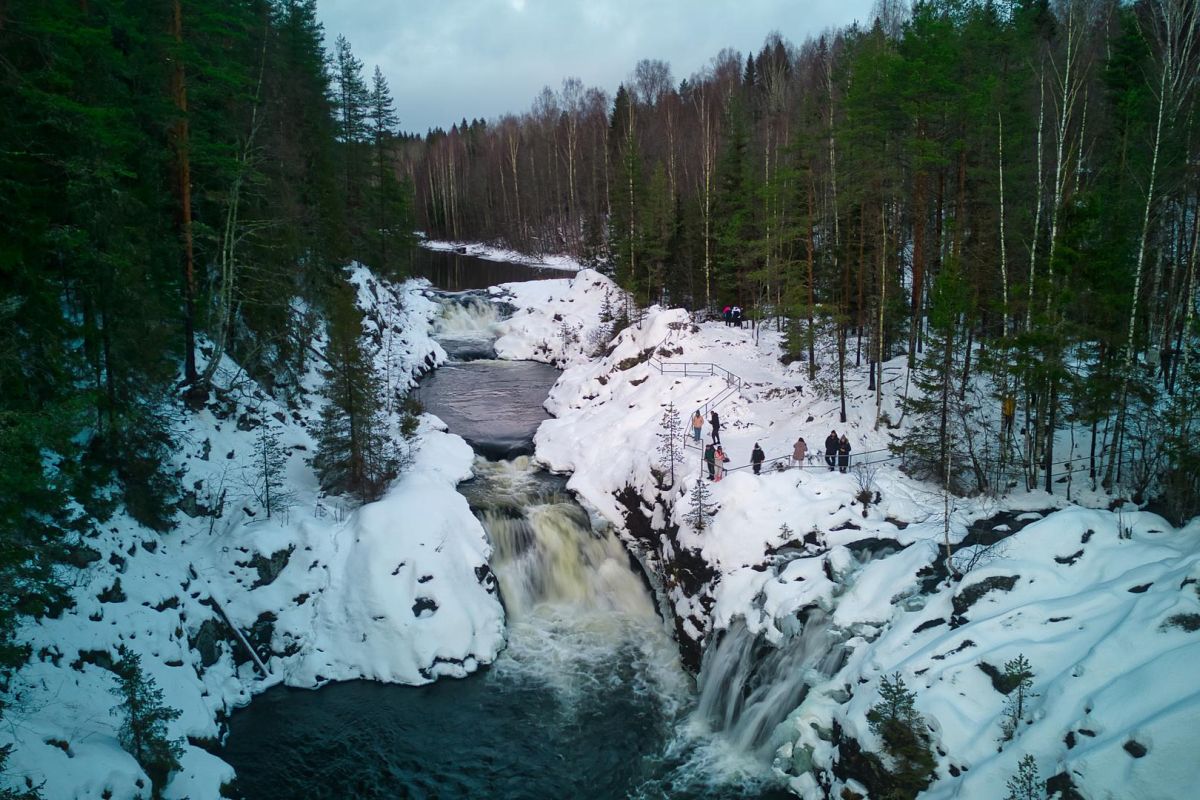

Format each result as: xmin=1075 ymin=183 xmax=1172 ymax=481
xmin=434 ymin=295 xmax=502 ymax=361
xmin=694 ymin=611 xmax=845 ymax=759
xmin=464 ymin=458 xmax=688 ymax=707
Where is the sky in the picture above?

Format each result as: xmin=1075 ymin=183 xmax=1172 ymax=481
xmin=316 ymin=0 xmax=878 ymax=135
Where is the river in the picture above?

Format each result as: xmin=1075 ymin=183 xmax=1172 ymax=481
xmin=221 ymin=249 xmax=795 ymax=799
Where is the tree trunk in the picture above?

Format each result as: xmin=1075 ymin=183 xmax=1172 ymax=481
xmin=172 ymin=0 xmax=197 ymax=388
xmin=910 ymin=166 xmax=927 ymax=365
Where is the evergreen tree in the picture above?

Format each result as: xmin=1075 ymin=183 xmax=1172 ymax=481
xmin=656 ymin=402 xmax=685 ymax=486
xmin=894 ymin=260 xmax=975 ymax=492
xmin=999 ymin=653 xmax=1037 ymax=742
xmin=250 ymin=421 xmax=294 ymax=519
xmin=110 ymin=646 xmax=183 ymax=799
xmin=313 ymin=286 xmax=396 ymax=503
xmin=687 ymin=475 xmax=716 ymax=533
xmin=1004 ymin=754 xmax=1043 ymax=800
xmin=866 ymin=672 xmax=935 ymax=799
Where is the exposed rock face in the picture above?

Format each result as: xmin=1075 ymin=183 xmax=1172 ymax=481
xmin=615 ymin=485 xmax=716 ymax=674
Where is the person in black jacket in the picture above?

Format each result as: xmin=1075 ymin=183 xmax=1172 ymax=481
xmin=824 ymin=430 xmax=839 ymax=471
xmin=750 ymin=443 xmax=765 ymax=475
xmin=837 ymin=434 xmax=852 ymax=473
xmin=704 ymin=443 xmax=716 ymax=480
xmin=710 ymin=410 xmax=721 ymax=444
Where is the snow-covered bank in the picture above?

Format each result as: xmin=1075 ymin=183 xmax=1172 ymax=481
xmin=420 ymin=236 xmax=585 ymax=272
xmin=3 ymin=269 xmax=503 ymax=799
xmin=493 ymin=269 xmax=1200 ymax=799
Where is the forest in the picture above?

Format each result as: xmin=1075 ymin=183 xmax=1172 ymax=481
xmin=404 ymin=0 xmax=1199 ymax=521
xmin=0 ymin=0 xmax=413 ymax=740
xmin=0 ymin=0 xmax=1198 ymax=791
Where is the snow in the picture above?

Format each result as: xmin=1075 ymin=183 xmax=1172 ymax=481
xmin=9 ymin=251 xmax=1198 ymax=800
xmin=420 ymin=237 xmax=584 ymax=272
xmin=491 ymin=268 xmax=1200 ymax=799
xmin=2 ymin=268 xmax=503 ymax=799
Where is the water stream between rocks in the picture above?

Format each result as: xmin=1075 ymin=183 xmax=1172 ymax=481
xmin=222 ymin=252 xmax=802 ymax=799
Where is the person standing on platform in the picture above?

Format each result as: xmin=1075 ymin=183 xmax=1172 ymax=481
xmin=824 ymin=430 xmax=839 ymax=471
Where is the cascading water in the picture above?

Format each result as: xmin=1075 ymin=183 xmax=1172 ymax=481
xmin=224 ymin=285 xmax=826 ymax=799
xmin=432 ymin=294 xmax=503 ymax=361
xmin=693 ymin=612 xmax=846 ymax=759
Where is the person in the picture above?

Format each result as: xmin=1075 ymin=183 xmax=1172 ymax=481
xmin=837 ymin=434 xmax=852 ymax=473
xmin=751 ymin=443 xmax=765 ymax=475
xmin=1001 ymin=394 xmax=1016 ymax=437
xmin=714 ymin=445 xmax=729 ymax=481
xmin=710 ymin=410 xmax=721 ymax=444
xmin=691 ymin=410 xmax=704 ymax=443
xmin=723 ymin=306 xmax=732 ymax=326
xmin=824 ymin=430 xmax=839 ymax=471
xmin=792 ymin=437 xmax=808 ymax=469
xmin=732 ymin=305 xmax=743 ymax=328
xmin=704 ymin=443 xmax=716 ymax=480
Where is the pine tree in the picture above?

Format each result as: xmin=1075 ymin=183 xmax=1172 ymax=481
xmin=332 ymin=35 xmax=370 ymax=243
xmin=657 ymin=402 xmax=685 ymax=486
xmin=366 ymin=66 xmax=414 ymax=276
xmin=1004 ymin=754 xmax=1042 ymax=800
xmin=313 ymin=286 xmax=396 ymax=504
xmin=687 ymin=475 xmax=716 ymax=533
xmin=866 ymin=672 xmax=935 ymax=799
xmin=110 ymin=646 xmax=183 ymax=798
xmin=894 ymin=260 xmax=975 ymax=492
xmin=1000 ymin=654 xmax=1037 ymax=742
xmin=251 ymin=421 xmax=293 ymax=519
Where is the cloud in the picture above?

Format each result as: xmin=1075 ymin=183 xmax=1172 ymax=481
xmin=318 ymin=0 xmax=875 ymax=133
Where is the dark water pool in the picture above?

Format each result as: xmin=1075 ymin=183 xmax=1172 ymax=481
xmin=411 ymin=246 xmax=571 ymax=291
xmin=416 ymin=360 xmax=559 ymax=459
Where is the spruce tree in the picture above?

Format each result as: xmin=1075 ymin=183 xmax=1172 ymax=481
xmin=866 ymin=672 xmax=935 ymax=799
xmin=250 ymin=421 xmax=293 ymax=520
xmin=687 ymin=475 xmax=716 ymax=533
xmin=110 ymin=646 xmax=183 ymax=799
xmin=894 ymin=260 xmax=974 ymax=491
xmin=313 ymin=286 xmax=396 ymax=504
xmin=1000 ymin=654 xmax=1037 ymax=742
xmin=1004 ymin=754 xmax=1042 ymax=800
xmin=656 ymin=402 xmax=685 ymax=487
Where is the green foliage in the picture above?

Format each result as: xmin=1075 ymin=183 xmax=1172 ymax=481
xmin=1004 ymin=754 xmax=1043 ymax=800
xmin=656 ymin=402 xmax=685 ymax=487
xmin=250 ymin=421 xmax=294 ymax=520
xmin=687 ymin=476 xmax=716 ymax=533
xmin=312 ymin=286 xmax=398 ymax=504
xmin=894 ymin=261 xmax=977 ymax=492
xmin=1000 ymin=654 xmax=1037 ymax=742
xmin=110 ymin=646 xmax=184 ymax=799
xmin=865 ymin=672 xmax=935 ymax=799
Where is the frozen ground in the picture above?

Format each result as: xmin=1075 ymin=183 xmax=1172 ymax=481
xmin=494 ymin=269 xmax=1200 ymax=799
xmin=2 ymin=268 xmax=504 ymax=799
xmin=6 ymin=260 xmax=1197 ymax=800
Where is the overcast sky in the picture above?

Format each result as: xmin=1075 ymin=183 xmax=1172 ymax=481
xmin=317 ymin=0 xmax=877 ymax=135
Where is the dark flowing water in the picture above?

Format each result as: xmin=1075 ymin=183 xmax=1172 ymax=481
xmin=222 ymin=266 xmax=796 ymax=800
xmin=410 ymin=245 xmax=569 ymax=291
xmin=416 ymin=360 xmax=558 ymax=459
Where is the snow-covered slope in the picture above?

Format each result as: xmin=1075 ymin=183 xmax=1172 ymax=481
xmin=3 ymin=269 xmax=504 ymax=799
xmin=495 ymin=269 xmax=1200 ymax=799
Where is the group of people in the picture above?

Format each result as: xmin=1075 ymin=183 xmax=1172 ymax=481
xmin=790 ymin=431 xmax=852 ymax=472
xmin=823 ymin=430 xmax=852 ymax=473
xmin=721 ymin=305 xmax=744 ymax=327
xmin=691 ymin=409 xmax=855 ymax=479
